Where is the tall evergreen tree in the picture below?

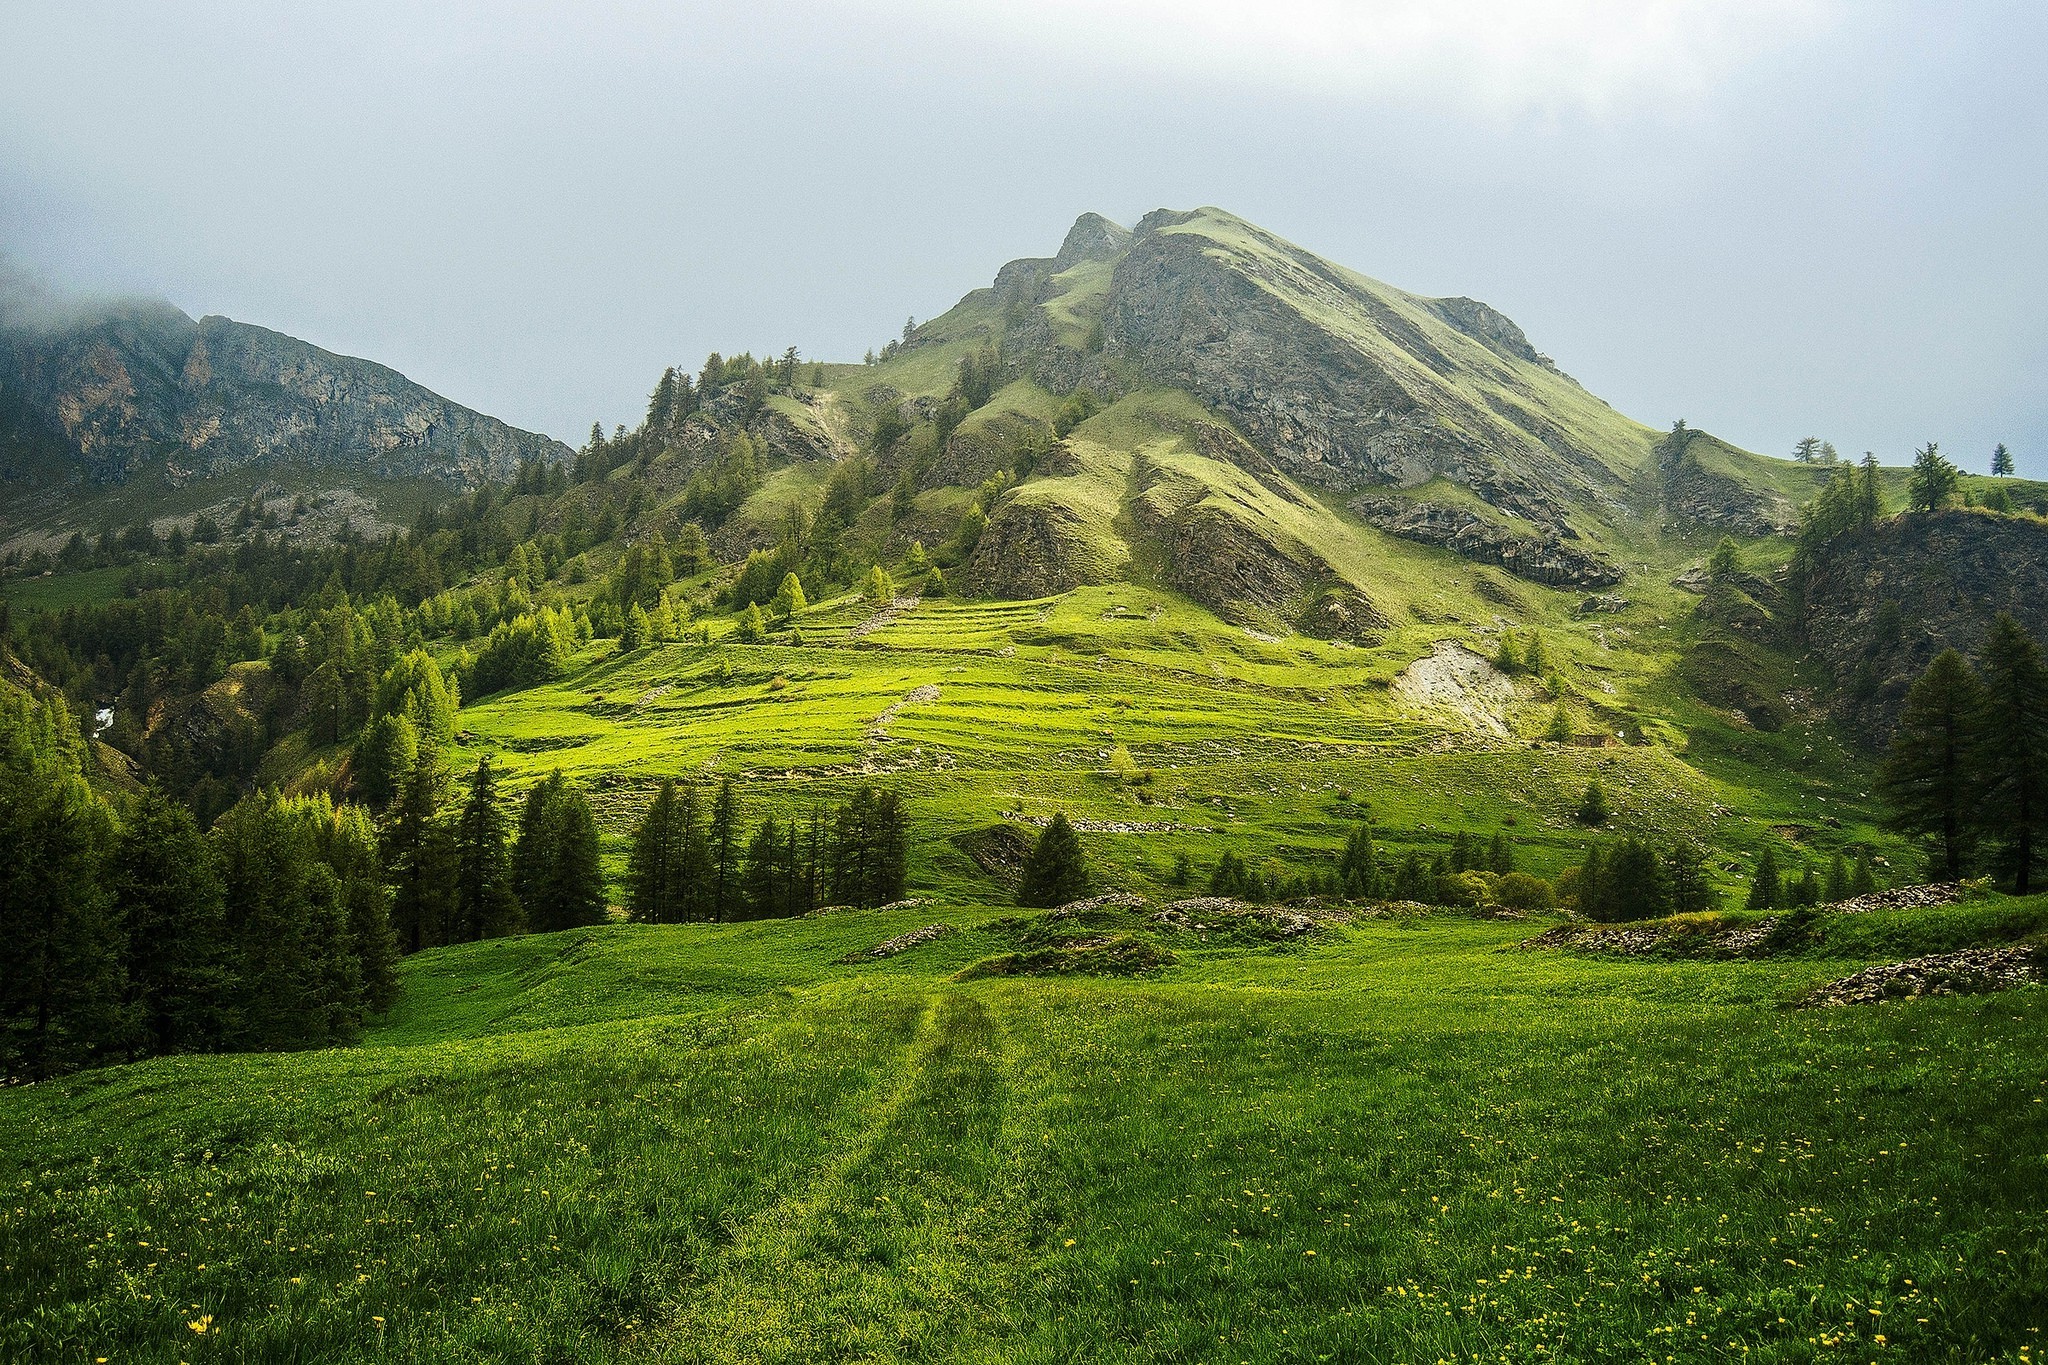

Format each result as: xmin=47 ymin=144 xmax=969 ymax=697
xmin=452 ymin=756 xmax=520 ymax=941
xmin=1972 ymin=614 xmax=2048 ymax=893
xmin=708 ymin=778 xmax=741 ymax=919
xmin=109 ymin=785 xmax=230 ymax=1055
xmin=1907 ymin=441 xmax=1958 ymax=512
xmin=1746 ymin=846 xmax=1783 ymax=912
xmin=629 ymin=780 xmax=685 ymax=923
xmin=1339 ymin=822 xmax=1381 ymax=899
xmin=1663 ymin=841 xmax=1714 ymax=915
xmin=513 ymin=771 xmax=608 ymax=932
xmin=1881 ymin=649 xmax=1985 ymax=880
xmin=1018 ymin=812 xmax=1090 ymax=907
xmin=1992 ymin=443 xmax=2015 ymax=477
xmin=741 ymin=816 xmax=783 ymax=920
xmin=383 ymin=753 xmax=453 ymax=953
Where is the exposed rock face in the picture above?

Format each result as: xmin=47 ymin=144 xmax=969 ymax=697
xmin=1798 ymin=511 xmax=2048 ymax=737
xmin=1390 ymin=641 xmax=1517 ymax=737
xmin=966 ymin=498 xmax=1104 ymax=598
xmin=1092 ymin=211 xmax=1627 ymax=524
xmin=1051 ymin=213 xmax=1132 ymax=272
xmin=1658 ymin=427 xmax=1797 ymax=535
xmin=1351 ymin=495 xmax=1622 ymax=589
xmin=0 ymin=298 xmax=569 ymax=491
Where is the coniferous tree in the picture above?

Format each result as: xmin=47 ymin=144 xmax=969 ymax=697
xmin=741 ymin=816 xmax=783 ymax=920
xmin=1825 ymin=850 xmax=1851 ymax=904
xmin=629 ymin=780 xmax=686 ymax=923
xmin=772 ymin=572 xmax=807 ymax=619
xmin=1208 ymin=849 xmax=1254 ymax=899
xmin=383 ymin=754 xmax=453 ymax=953
xmin=0 ymin=694 xmax=129 ymax=1079
xmin=1747 ymin=846 xmax=1783 ymax=912
xmin=512 ymin=772 xmax=608 ymax=932
xmin=1488 ymin=831 xmax=1514 ymax=875
xmin=865 ymin=789 xmax=909 ymax=906
xmin=708 ymin=778 xmax=742 ymax=919
xmin=1881 ymin=649 xmax=1985 ymax=880
xmin=675 ymin=782 xmax=715 ymax=922
xmin=1972 ymin=614 xmax=2048 ymax=893
xmin=864 ymin=564 xmax=895 ymax=606
xmin=1850 ymin=850 xmax=1878 ymax=897
xmin=110 ymin=785 xmax=230 ymax=1055
xmin=621 ymin=603 xmax=650 ymax=652
xmin=1663 ymin=841 xmax=1715 ymax=914
xmin=452 ymin=756 xmax=520 ymax=941
xmin=1991 ymin=443 xmax=2015 ymax=477
xmin=1908 ymin=441 xmax=1958 ymax=512
xmin=1018 ymin=812 xmax=1090 ymax=907
xmin=1577 ymin=778 xmax=1610 ymax=826
xmin=355 ymin=711 xmax=418 ymax=808
xmin=1339 ymin=822 xmax=1381 ymax=899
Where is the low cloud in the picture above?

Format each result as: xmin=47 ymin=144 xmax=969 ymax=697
xmin=856 ymin=0 xmax=1844 ymax=113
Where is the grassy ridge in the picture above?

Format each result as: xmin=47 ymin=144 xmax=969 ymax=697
xmin=4 ymin=902 xmax=2044 ymax=1362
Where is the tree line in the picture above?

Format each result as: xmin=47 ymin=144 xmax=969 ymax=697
xmin=1882 ymin=613 xmax=2048 ymax=892
xmin=628 ymin=780 xmax=908 ymax=922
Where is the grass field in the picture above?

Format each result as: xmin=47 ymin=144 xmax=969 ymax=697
xmin=4 ymin=896 xmax=2044 ymax=1363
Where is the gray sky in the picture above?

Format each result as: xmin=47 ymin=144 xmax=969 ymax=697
xmin=3 ymin=1 xmax=2042 ymax=473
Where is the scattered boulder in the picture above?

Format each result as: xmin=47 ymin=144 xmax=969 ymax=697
xmin=953 ymin=936 xmax=1173 ymax=980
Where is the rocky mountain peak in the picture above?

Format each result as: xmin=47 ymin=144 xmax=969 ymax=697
xmin=1051 ymin=213 xmax=1132 ymax=273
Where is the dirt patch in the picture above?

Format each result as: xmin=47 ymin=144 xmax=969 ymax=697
xmin=1390 ymin=641 xmax=1516 ymax=737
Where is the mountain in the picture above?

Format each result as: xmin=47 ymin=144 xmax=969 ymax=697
xmin=0 ymin=282 xmax=571 ymax=545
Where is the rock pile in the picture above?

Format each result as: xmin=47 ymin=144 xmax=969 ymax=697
xmin=1825 ymin=883 xmax=1964 ymax=915
xmin=836 ymin=923 xmax=955 ymax=963
xmin=1805 ymin=946 xmax=2041 ymax=1006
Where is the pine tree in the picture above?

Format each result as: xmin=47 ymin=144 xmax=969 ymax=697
xmin=1793 ymin=436 xmax=1822 ymax=464
xmin=1707 ymin=537 xmax=1740 ymax=584
xmin=1600 ymin=837 xmax=1668 ymax=922
xmin=629 ymin=781 xmax=684 ymax=923
xmin=383 ymin=753 xmax=453 ymax=953
xmin=649 ymin=596 xmax=676 ymax=643
xmin=1881 ymin=649 xmax=1984 ymax=880
xmin=1488 ymin=831 xmax=1514 ymax=875
xmin=513 ymin=773 xmax=607 ymax=932
xmin=622 ymin=603 xmax=650 ymax=652
xmin=1908 ymin=441 xmax=1958 ymax=512
xmin=1992 ymin=443 xmax=2015 ymax=477
xmin=709 ymin=778 xmax=741 ymax=919
xmin=1339 ymin=822 xmax=1381 ymax=899
xmin=734 ymin=602 xmax=766 ymax=644
xmin=741 ymin=816 xmax=783 ymax=920
xmin=1663 ymin=841 xmax=1714 ymax=914
xmin=1747 ymin=846 xmax=1783 ymax=911
xmin=866 ymin=788 xmax=908 ymax=905
xmin=1546 ymin=702 xmax=1572 ymax=743
xmin=1577 ymin=778 xmax=1610 ymax=826
xmin=452 ymin=757 xmax=520 ymax=941
xmin=110 ymin=785 xmax=229 ymax=1055
xmin=1825 ymin=850 xmax=1851 ymax=903
xmin=1017 ymin=812 xmax=1090 ymax=907
xmin=1850 ymin=850 xmax=1878 ymax=896
xmin=1972 ymin=614 xmax=2048 ymax=893
xmin=354 ymin=711 xmax=418 ymax=808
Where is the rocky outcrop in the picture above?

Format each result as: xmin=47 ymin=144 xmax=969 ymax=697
xmin=1051 ymin=213 xmax=1132 ymax=272
xmin=1805 ymin=946 xmax=2041 ymax=1006
xmin=0 ymin=298 xmax=569 ymax=491
xmin=1798 ymin=510 xmax=2048 ymax=737
xmin=965 ymin=498 xmax=1105 ymax=598
xmin=1657 ymin=427 xmax=1797 ymax=535
xmin=1351 ymin=496 xmax=1622 ymax=589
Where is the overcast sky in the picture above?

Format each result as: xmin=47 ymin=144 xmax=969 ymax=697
xmin=3 ymin=1 xmax=2042 ymax=472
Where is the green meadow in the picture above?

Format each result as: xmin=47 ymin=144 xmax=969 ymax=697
xmin=5 ymin=897 xmax=2046 ymax=1363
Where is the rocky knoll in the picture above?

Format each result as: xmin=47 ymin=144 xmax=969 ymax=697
xmin=1351 ymin=495 xmax=1621 ymax=588
xmin=1797 ymin=510 xmax=2048 ymax=737
xmin=0 ymin=296 xmax=569 ymax=490
xmin=1089 ymin=209 xmax=1638 ymax=524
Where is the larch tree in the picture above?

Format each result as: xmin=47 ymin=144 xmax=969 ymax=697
xmin=1881 ymin=649 xmax=1985 ymax=881
xmin=1972 ymin=615 xmax=2048 ymax=893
